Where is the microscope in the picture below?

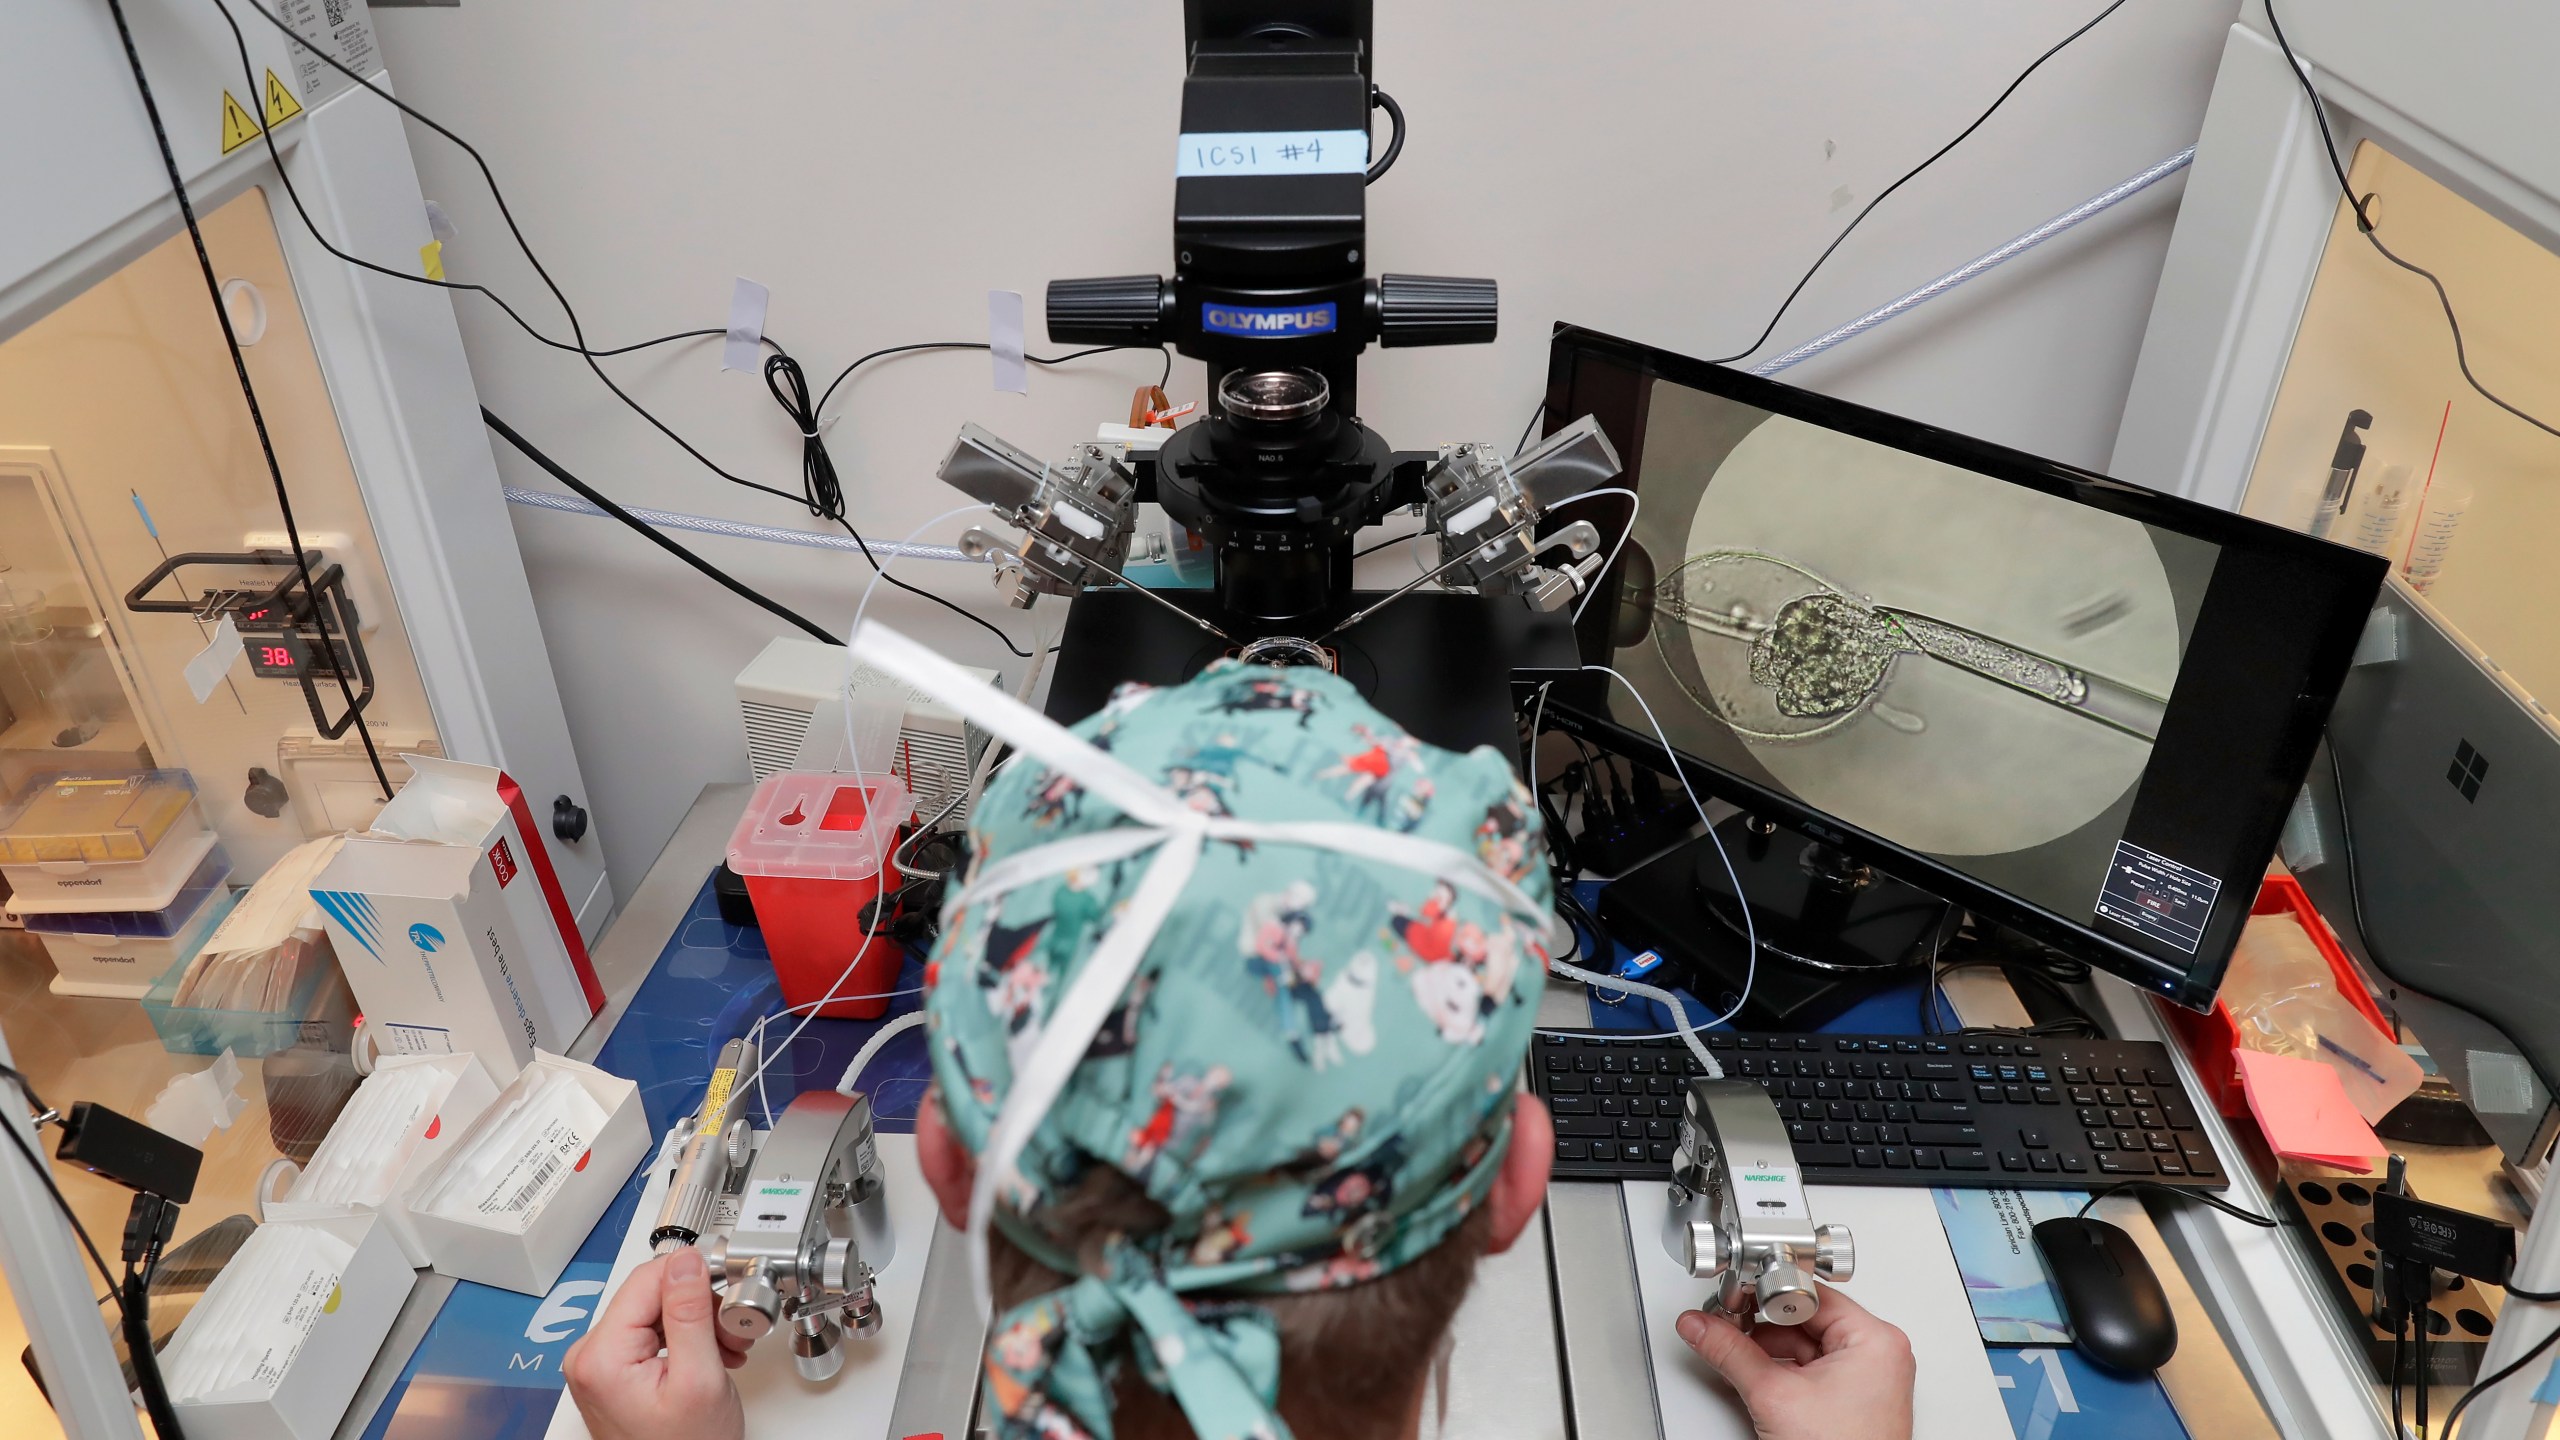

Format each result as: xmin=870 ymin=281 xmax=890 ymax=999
xmin=649 ymin=1037 xmax=898 ymax=1381
xmin=932 ymin=1 xmax=1621 ymax=753
xmin=1662 ymin=1079 xmax=1856 ymax=1326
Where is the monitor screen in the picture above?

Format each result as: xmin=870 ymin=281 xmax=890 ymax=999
xmin=1538 ymin=326 xmax=2386 ymax=1008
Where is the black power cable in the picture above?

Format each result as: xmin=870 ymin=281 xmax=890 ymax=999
xmin=1366 ymin=87 xmax=1406 ymax=184
xmin=0 ymin=1065 xmax=125 ymax=1311
xmin=211 ymin=0 xmax=739 ymax=368
xmin=214 ymin=0 xmax=822 ymax=514
xmin=2260 ymin=0 xmax=2560 ymax=443
xmin=2442 ymin=1308 xmax=2560 ymax=1436
xmin=2074 ymin=1179 xmax=2281 ymax=1228
xmin=118 ymin=1193 xmax=184 ymax=1440
xmin=1704 ymin=0 xmax=2132 ymax=366
xmin=217 ymin=0 xmax=1163 ymax=663
xmin=108 ymin=0 xmax=392 ymax=802
xmin=482 ymin=409 xmax=841 ymax=646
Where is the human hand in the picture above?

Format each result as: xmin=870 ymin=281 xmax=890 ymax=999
xmin=562 ymin=1246 xmax=749 ymax=1440
xmin=1674 ymin=1284 xmax=1914 ymax=1440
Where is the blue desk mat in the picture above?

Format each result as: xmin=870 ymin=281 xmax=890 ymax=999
xmin=358 ymin=875 xmax=2185 ymax=1439
xmin=1569 ymin=881 xmax=2191 ymax=1440
xmin=360 ymin=874 xmax=930 ymax=1440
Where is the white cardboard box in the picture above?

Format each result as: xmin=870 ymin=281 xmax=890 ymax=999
xmin=403 ymin=1051 xmax=647 ymax=1295
xmin=311 ymin=756 xmax=603 ymax=1083
xmin=164 ymin=1213 xmax=416 ymax=1440
xmin=265 ymin=1052 xmax=501 ymax=1267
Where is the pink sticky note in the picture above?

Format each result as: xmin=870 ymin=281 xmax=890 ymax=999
xmin=2236 ymin=1048 xmax=2387 ymax=1172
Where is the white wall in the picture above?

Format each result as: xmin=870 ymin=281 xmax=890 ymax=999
xmin=370 ymin=0 xmax=2239 ymax=897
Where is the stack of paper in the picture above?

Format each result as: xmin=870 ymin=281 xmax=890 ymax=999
xmin=169 ymin=836 xmax=344 ymax=1012
xmin=2236 ymin=1048 xmax=2387 ymax=1172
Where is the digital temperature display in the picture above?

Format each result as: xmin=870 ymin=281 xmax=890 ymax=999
xmin=245 ymin=632 xmax=354 ymax=679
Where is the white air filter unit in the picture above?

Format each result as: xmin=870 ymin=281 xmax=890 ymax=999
xmin=735 ymin=637 xmax=995 ymax=823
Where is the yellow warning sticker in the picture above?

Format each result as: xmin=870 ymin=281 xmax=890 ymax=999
xmin=263 ymin=69 xmax=305 ymax=128
xmin=420 ymin=241 xmax=446 ymax=282
xmin=701 ymin=1066 xmax=738 ymax=1123
xmin=221 ymin=91 xmax=262 ymax=154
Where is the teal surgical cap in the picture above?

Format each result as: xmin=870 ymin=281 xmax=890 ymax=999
xmin=852 ymin=623 xmax=1559 ymax=1440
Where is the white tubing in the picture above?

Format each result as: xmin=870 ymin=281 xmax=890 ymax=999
xmin=837 ymin=1011 xmax=928 ymax=1097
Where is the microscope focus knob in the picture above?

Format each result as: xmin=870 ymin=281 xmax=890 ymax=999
xmin=1372 ymin=274 xmax=1498 ymax=348
xmin=1679 ymin=1220 xmax=1730 ymax=1281
xmin=720 ymin=1274 xmax=782 ymax=1341
xmin=1814 ymin=1223 xmax=1856 ymax=1282
xmin=1047 ymin=275 xmax=1168 ymax=345
xmin=1756 ymin=1263 xmax=1821 ymax=1326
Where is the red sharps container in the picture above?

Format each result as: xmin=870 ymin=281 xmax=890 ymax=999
xmin=725 ymin=771 xmax=914 ymax=1019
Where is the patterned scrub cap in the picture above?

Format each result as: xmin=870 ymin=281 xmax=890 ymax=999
xmin=849 ymin=624 xmax=1558 ymax=1440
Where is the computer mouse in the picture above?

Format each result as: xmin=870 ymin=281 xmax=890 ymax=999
xmin=2032 ymin=1215 xmax=2177 ymax=1374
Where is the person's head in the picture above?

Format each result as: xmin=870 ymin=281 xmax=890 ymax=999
xmin=918 ymin=1085 xmax=1552 ymax=1440
xmin=887 ymin=636 xmax=1563 ymax=1440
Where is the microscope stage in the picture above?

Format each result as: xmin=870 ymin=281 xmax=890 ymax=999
xmin=1045 ymin=589 xmax=1581 ymax=768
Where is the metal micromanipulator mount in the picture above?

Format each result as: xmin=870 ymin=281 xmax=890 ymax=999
xmin=929 ymin=2 xmax=1624 ymax=647
xmin=649 ymin=1037 xmax=898 ymax=1381
xmin=1663 ymin=1079 xmax=1855 ymax=1326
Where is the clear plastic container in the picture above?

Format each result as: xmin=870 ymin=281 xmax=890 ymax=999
xmin=0 ymin=769 xmax=215 ymax=912
xmin=0 ymin=769 xmax=202 ymax=863
xmin=39 ymin=884 xmax=236 ymax=1001
xmin=17 ymin=843 xmax=232 ymax=937
xmin=725 ymin=772 xmax=913 ymax=1019
xmin=5 ymin=829 xmax=223 ymax=915
xmin=144 ymin=927 xmax=352 ymax=1059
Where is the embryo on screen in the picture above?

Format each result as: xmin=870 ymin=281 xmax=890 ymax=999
xmin=1607 ymin=379 xmax=2219 ymax=918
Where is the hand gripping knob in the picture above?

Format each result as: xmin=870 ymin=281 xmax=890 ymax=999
xmin=720 ymin=1273 xmax=781 ymax=1341
xmin=1756 ymin=1263 xmax=1821 ymax=1326
xmin=1680 ymin=1220 xmax=1730 ymax=1281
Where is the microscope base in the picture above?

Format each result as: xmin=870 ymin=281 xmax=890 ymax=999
xmin=1044 ymin=588 xmax=1581 ymax=767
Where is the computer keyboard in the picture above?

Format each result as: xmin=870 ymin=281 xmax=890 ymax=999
xmin=1530 ymin=1030 xmax=2229 ymax=1191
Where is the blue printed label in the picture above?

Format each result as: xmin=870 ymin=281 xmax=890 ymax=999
xmin=1202 ymin=302 xmax=1338 ymax=338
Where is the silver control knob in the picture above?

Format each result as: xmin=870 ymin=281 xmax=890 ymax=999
xmin=722 ymin=1118 xmax=756 ymax=1173
xmin=1814 ymin=1223 xmax=1856 ymax=1282
xmin=791 ymin=1312 xmax=845 ymax=1382
xmin=1756 ymin=1263 xmax=1821 ymax=1326
xmin=720 ymin=1273 xmax=781 ymax=1341
xmin=820 ymin=1236 xmax=857 ymax=1293
xmin=1680 ymin=1220 xmax=1731 ymax=1281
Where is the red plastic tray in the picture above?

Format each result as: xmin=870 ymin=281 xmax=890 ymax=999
xmin=2165 ymin=873 xmax=2393 ymax=1118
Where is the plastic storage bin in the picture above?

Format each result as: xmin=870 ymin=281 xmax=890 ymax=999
xmin=143 ymin=918 xmax=355 ymax=1058
xmin=2164 ymin=872 xmax=2394 ymax=1117
xmin=16 ymin=843 xmax=231 ymax=936
xmin=37 ymin=883 xmax=235 ymax=1001
xmin=726 ymin=771 xmax=912 ymax=1019
xmin=1 ymin=770 xmax=217 ymax=913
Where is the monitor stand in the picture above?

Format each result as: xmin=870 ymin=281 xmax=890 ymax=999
xmin=1598 ymin=817 xmax=1948 ymax=1029
xmin=1692 ymin=817 xmax=1948 ymax=977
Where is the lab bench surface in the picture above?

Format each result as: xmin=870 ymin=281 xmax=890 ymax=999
xmin=336 ymin=784 xmax=2412 ymax=1440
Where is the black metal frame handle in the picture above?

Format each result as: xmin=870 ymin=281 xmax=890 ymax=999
xmin=121 ymin=549 xmax=376 ymax=738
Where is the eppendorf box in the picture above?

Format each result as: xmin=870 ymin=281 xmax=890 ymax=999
xmin=312 ymin=756 xmax=603 ymax=1083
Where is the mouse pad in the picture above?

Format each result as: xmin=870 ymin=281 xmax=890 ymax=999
xmin=1933 ymin=1187 xmax=2092 ymax=1344
xmin=1623 ymin=1181 xmax=2015 ymax=1440
xmin=1984 ymin=1348 xmax=2191 ymax=1440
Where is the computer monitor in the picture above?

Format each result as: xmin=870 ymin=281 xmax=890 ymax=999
xmin=2295 ymin=587 xmax=2560 ymax=1163
xmin=1535 ymin=325 xmax=2386 ymax=1010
